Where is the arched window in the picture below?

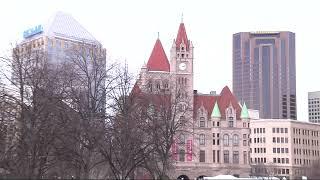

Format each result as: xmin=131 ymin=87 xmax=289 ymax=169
xmin=223 ymin=134 xmax=229 ymax=146
xmin=163 ymin=81 xmax=169 ymax=89
xmin=199 ymin=134 xmax=205 ymax=145
xmin=233 ymin=134 xmax=239 ymax=146
xmin=179 ymin=134 xmax=185 ymax=144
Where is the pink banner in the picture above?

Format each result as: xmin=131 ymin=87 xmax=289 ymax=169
xmin=171 ymin=140 xmax=177 ymax=160
xmin=187 ymin=140 xmax=192 ymax=161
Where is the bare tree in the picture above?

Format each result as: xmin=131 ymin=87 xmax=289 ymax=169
xmin=251 ymin=163 xmax=276 ymax=179
xmin=55 ymin=42 xmax=112 ymax=179
xmin=0 ymin=44 xmax=70 ymax=179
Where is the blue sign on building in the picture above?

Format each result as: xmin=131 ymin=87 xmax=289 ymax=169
xmin=23 ymin=25 xmax=43 ymax=39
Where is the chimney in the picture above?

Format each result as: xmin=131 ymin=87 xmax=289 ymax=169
xmin=193 ymin=90 xmax=198 ymax=94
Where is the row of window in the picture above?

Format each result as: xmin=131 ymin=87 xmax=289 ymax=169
xmin=199 ymin=119 xmax=249 ymax=128
xmin=148 ymin=81 xmax=169 ymax=92
xmin=253 ymin=128 xmax=265 ymax=133
xmin=253 ymin=148 xmax=266 ymax=153
xmin=252 ymin=167 xmax=289 ymax=175
xmin=273 ymin=148 xmax=289 ymax=154
xmin=272 ymin=137 xmax=289 ymax=143
xmin=199 ymin=150 xmax=248 ymax=164
xmin=293 ymin=138 xmax=319 ymax=146
xmin=294 ymin=158 xmax=312 ymax=165
xmin=252 ymin=137 xmax=266 ymax=143
xmin=273 ymin=157 xmax=290 ymax=164
xmin=200 ymin=134 xmax=240 ymax=146
xmin=251 ymin=157 xmax=266 ymax=164
xmin=272 ymin=127 xmax=288 ymax=133
xmin=293 ymin=128 xmax=319 ymax=136
xmin=308 ymin=100 xmax=320 ymax=104
xmin=293 ymin=148 xmax=320 ymax=156
xmin=309 ymin=104 xmax=320 ymax=108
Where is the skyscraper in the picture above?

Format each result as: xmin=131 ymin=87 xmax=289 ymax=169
xmin=308 ymin=91 xmax=320 ymax=123
xmin=233 ymin=32 xmax=296 ymax=119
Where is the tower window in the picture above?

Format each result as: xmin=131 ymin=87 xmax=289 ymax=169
xmin=181 ymin=53 xmax=184 ymax=58
xmin=182 ymin=47 xmax=184 ymax=50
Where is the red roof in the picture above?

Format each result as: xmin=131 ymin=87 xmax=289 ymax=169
xmin=194 ymin=95 xmax=217 ymax=118
xmin=217 ymin=86 xmax=241 ymax=120
xmin=194 ymin=86 xmax=242 ymax=120
xmin=146 ymin=39 xmax=170 ymax=72
xmin=176 ymin=23 xmax=189 ymax=50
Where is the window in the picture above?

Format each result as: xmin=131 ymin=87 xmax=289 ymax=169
xmin=213 ymin=150 xmax=216 ymax=163
xmin=217 ymin=122 xmax=220 ymax=127
xmin=179 ymin=116 xmax=186 ymax=126
xmin=243 ymin=140 xmax=247 ymax=146
xmin=285 ymin=128 xmax=288 ymax=133
xmin=243 ymin=122 xmax=246 ymax=127
xmin=228 ymin=120 xmax=234 ymax=127
xmin=179 ymin=149 xmax=185 ymax=162
xmin=200 ymin=117 xmax=205 ymax=127
xmin=179 ymin=134 xmax=185 ymax=144
xmin=200 ymin=150 xmax=205 ymax=162
xmin=223 ymin=134 xmax=229 ymax=146
xmin=233 ymin=151 xmax=239 ymax=164
xmin=223 ymin=150 xmax=229 ymax=163
xmin=199 ymin=134 xmax=205 ymax=145
xmin=233 ymin=134 xmax=239 ymax=146
xmin=217 ymin=150 xmax=220 ymax=163
xmin=212 ymin=121 xmax=215 ymax=127
xmin=273 ymin=148 xmax=276 ymax=153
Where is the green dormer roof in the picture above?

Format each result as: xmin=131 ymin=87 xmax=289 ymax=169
xmin=240 ymin=102 xmax=249 ymax=119
xmin=211 ymin=101 xmax=221 ymax=118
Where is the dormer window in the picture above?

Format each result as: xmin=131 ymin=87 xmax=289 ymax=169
xmin=226 ymin=106 xmax=235 ymax=127
xmin=200 ymin=117 xmax=205 ymax=127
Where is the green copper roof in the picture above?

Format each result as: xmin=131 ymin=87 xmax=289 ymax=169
xmin=240 ymin=102 xmax=249 ymax=119
xmin=211 ymin=101 xmax=221 ymax=118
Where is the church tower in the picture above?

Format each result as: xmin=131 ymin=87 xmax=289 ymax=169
xmin=170 ymin=21 xmax=194 ymax=111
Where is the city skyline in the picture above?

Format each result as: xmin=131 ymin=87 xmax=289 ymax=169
xmin=1 ymin=0 xmax=320 ymax=121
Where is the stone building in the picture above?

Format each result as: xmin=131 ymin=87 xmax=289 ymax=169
xmin=134 ymin=21 xmax=253 ymax=179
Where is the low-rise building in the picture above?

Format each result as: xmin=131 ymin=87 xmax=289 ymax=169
xmin=250 ymin=119 xmax=320 ymax=179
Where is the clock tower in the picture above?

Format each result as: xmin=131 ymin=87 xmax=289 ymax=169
xmin=170 ymin=21 xmax=194 ymax=100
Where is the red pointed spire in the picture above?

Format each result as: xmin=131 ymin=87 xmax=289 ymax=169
xmin=146 ymin=39 xmax=170 ymax=72
xmin=176 ymin=23 xmax=189 ymax=50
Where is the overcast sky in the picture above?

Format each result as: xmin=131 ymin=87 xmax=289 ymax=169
xmin=1 ymin=0 xmax=320 ymax=121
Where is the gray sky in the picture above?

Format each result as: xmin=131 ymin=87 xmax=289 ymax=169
xmin=1 ymin=0 xmax=320 ymax=121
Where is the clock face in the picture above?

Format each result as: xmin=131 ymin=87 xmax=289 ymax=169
xmin=179 ymin=63 xmax=187 ymax=70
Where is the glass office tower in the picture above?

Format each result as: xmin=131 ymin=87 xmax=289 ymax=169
xmin=233 ymin=32 xmax=296 ymax=119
